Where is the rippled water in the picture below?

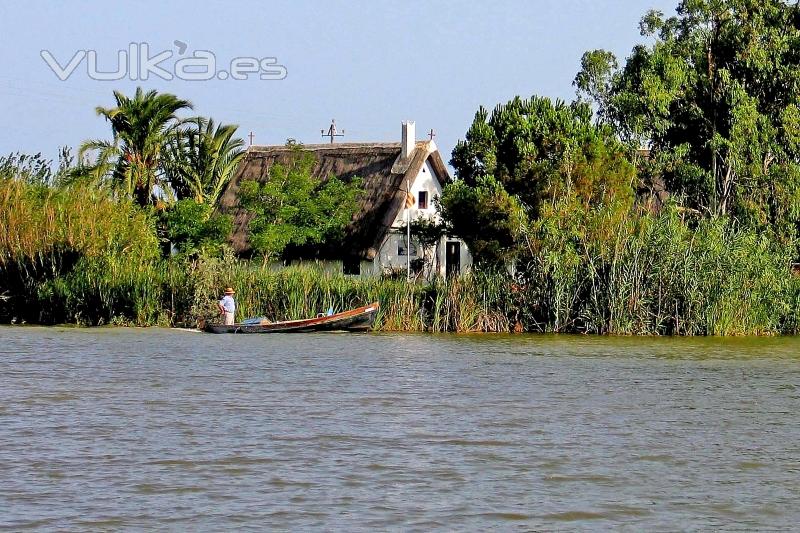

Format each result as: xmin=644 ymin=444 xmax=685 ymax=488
xmin=2 ymin=327 xmax=800 ymax=530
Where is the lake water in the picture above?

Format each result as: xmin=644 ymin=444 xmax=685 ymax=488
xmin=1 ymin=327 xmax=799 ymax=531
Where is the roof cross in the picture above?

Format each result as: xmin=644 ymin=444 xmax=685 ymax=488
xmin=248 ymin=131 xmax=255 ymax=146
xmin=321 ymin=119 xmax=345 ymax=144
xmin=428 ymin=128 xmax=436 ymax=141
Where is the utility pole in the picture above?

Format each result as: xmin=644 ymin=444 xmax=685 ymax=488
xmin=321 ymin=119 xmax=345 ymax=144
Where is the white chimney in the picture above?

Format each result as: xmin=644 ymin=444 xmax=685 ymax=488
xmin=401 ymin=121 xmax=415 ymax=159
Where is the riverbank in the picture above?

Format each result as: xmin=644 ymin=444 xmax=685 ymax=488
xmin=3 ymin=171 xmax=800 ymax=336
xmin=2 ymin=252 xmax=800 ymax=336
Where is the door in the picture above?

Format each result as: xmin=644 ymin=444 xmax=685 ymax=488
xmin=445 ymin=241 xmax=461 ymax=277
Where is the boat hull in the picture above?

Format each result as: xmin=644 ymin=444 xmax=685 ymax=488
xmin=204 ymin=302 xmax=379 ymax=334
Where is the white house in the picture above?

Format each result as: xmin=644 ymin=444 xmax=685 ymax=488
xmin=220 ymin=121 xmax=472 ymax=278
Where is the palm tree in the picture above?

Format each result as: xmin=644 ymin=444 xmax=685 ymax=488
xmin=163 ymin=117 xmax=246 ymax=208
xmin=79 ymin=88 xmax=192 ymax=206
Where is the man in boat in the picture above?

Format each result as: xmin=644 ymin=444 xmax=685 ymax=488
xmin=217 ymin=287 xmax=236 ymax=326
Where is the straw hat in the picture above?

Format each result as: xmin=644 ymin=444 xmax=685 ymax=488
xmin=224 ymin=287 xmax=235 ymax=295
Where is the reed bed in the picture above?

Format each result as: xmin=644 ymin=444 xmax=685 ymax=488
xmin=173 ymin=253 xmax=509 ymax=332
xmin=0 ymin=177 xmax=163 ymax=325
xmin=519 ymin=200 xmax=800 ymax=336
xmin=2 ymin=178 xmax=799 ymax=334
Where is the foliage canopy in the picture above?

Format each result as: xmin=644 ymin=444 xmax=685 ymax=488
xmin=444 ymin=96 xmax=635 ymax=264
xmin=239 ymin=144 xmax=364 ymax=262
xmin=576 ymin=0 xmax=800 ymax=243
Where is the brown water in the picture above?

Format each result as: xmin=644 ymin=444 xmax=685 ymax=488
xmin=1 ymin=327 xmax=799 ymax=530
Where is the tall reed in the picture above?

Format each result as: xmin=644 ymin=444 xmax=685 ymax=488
xmin=518 ymin=198 xmax=800 ymax=335
xmin=174 ymin=253 xmax=508 ymax=332
xmin=3 ymin=178 xmax=798 ymax=334
xmin=0 ymin=177 xmax=162 ymax=325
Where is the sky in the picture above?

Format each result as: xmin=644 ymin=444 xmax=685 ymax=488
xmin=0 ymin=0 xmax=678 ymax=166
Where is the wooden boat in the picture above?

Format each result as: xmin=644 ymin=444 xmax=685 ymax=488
xmin=204 ymin=302 xmax=379 ymax=334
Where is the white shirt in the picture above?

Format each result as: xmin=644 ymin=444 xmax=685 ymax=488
xmin=219 ymin=295 xmax=235 ymax=313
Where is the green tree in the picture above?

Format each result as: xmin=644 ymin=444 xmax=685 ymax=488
xmin=577 ymin=0 xmax=800 ymax=239
xmin=403 ymin=215 xmax=448 ymax=276
xmin=444 ymin=96 xmax=635 ymax=265
xmin=80 ymin=88 xmax=192 ymax=206
xmin=239 ymin=144 xmax=364 ymax=262
xmin=161 ymin=198 xmax=233 ymax=255
xmin=163 ymin=117 xmax=246 ymax=206
xmin=574 ymin=49 xmax=619 ymax=122
xmin=440 ymin=176 xmax=527 ymax=265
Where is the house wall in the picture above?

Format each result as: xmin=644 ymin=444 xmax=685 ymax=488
xmin=372 ymin=160 xmax=472 ymax=278
xmin=373 ymin=231 xmax=472 ymax=278
xmin=376 ymin=232 xmax=419 ymax=276
xmin=288 ymin=258 xmax=377 ymax=277
xmin=436 ymin=237 xmax=473 ymax=276
xmin=389 ymin=160 xmax=442 ymax=227
xmin=376 ymin=160 xmax=437 ymax=276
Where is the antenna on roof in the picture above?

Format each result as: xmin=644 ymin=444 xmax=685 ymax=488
xmin=321 ymin=119 xmax=345 ymax=144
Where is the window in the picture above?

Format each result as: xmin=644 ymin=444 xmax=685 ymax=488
xmin=343 ymin=257 xmax=361 ymax=275
xmin=397 ymin=238 xmax=417 ymax=257
xmin=418 ymin=190 xmax=428 ymax=210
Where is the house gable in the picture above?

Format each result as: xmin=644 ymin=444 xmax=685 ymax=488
xmin=390 ymin=159 xmax=444 ymax=227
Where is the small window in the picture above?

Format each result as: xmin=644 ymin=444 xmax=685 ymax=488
xmin=418 ymin=191 xmax=428 ymax=210
xmin=398 ymin=238 xmax=417 ymax=257
xmin=343 ymin=257 xmax=361 ymax=275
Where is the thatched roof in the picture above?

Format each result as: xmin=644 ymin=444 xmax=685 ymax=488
xmin=219 ymin=140 xmax=450 ymax=260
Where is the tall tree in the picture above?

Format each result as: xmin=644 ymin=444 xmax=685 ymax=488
xmin=163 ymin=117 xmax=246 ymax=207
xmin=443 ymin=96 xmax=635 ymax=265
xmin=577 ymin=0 xmax=800 ymax=238
xmin=80 ymin=88 xmax=192 ymax=206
